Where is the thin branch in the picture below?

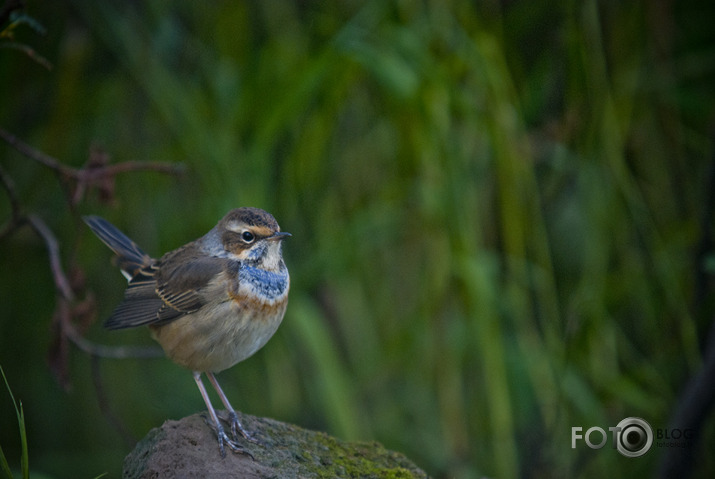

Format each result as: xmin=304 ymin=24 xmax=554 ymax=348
xmin=28 ymin=213 xmax=164 ymax=360
xmin=65 ymin=321 xmax=164 ymax=360
xmin=0 ymin=162 xmax=24 ymax=238
xmin=0 ymin=126 xmax=73 ymax=175
xmin=0 ymin=162 xmax=20 ymax=215
xmin=28 ymin=214 xmax=74 ymax=301
xmin=1 ymin=124 xmax=177 ymax=436
xmin=1 ymin=127 xmax=183 ymax=364
xmin=0 ymin=40 xmax=52 ymax=70
xmin=0 ymin=127 xmax=184 ymax=180
xmin=78 ymin=160 xmax=185 ymax=179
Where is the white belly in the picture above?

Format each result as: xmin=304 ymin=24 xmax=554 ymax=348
xmin=150 ymin=297 xmax=288 ymax=372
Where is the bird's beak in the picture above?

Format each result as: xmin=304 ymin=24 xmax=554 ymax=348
xmin=268 ymin=231 xmax=291 ymax=241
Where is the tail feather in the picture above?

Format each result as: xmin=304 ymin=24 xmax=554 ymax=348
xmin=83 ymin=215 xmax=152 ymax=280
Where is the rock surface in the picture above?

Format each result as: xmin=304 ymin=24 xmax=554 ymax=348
xmin=123 ymin=411 xmax=429 ymax=478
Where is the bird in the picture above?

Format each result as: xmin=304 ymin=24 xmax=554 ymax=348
xmin=83 ymin=207 xmax=290 ymax=457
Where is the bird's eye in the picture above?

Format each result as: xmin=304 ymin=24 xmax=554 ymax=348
xmin=241 ymin=231 xmax=255 ymax=243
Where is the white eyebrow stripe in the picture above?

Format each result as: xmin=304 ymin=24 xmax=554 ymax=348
xmin=225 ymin=221 xmax=246 ymax=233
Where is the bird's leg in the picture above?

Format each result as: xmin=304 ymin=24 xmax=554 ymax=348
xmin=206 ymin=372 xmax=258 ymax=443
xmin=193 ymin=371 xmax=253 ymax=458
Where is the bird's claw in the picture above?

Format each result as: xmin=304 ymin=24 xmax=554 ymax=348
xmin=226 ymin=410 xmax=260 ymax=444
xmin=204 ymin=414 xmax=255 ymax=459
xmin=216 ymin=427 xmax=254 ymax=460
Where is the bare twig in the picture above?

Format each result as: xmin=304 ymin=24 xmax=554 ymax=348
xmin=1 ymin=122 xmax=181 ymax=440
xmin=28 ymin=214 xmax=74 ymax=301
xmin=48 ymin=296 xmax=72 ymax=389
xmin=0 ymin=126 xmax=71 ymax=174
xmin=0 ymin=162 xmax=20 ymax=215
xmin=27 ymin=213 xmax=164 ymax=360
xmin=0 ymin=162 xmax=24 ymax=238
xmin=0 ymin=40 xmax=52 ymax=70
xmin=1 ymin=127 xmax=179 ymax=366
xmin=0 ymin=126 xmax=184 ymax=208
xmin=65 ymin=322 xmax=163 ymax=360
xmin=79 ymin=160 xmax=185 ymax=179
xmin=0 ymin=127 xmax=183 ymax=179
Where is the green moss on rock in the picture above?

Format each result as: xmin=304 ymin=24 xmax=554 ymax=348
xmin=123 ymin=411 xmax=429 ymax=479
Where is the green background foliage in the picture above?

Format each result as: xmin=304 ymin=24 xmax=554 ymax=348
xmin=1 ymin=1 xmax=714 ymax=477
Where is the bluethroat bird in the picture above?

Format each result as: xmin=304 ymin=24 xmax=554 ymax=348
xmin=83 ymin=207 xmax=290 ymax=457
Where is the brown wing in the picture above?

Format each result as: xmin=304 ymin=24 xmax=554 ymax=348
xmin=104 ymin=244 xmax=238 ymax=330
xmin=104 ymin=265 xmax=164 ymax=329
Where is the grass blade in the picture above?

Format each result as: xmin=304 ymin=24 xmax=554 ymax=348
xmin=0 ymin=440 xmax=14 ymax=479
xmin=1 ymin=366 xmax=28 ymax=479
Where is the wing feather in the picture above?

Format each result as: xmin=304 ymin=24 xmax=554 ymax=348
xmin=104 ymin=244 xmax=238 ymax=330
xmin=83 ymin=216 xmax=152 ymax=279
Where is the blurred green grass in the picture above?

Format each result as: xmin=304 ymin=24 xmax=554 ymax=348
xmin=1 ymin=1 xmax=714 ymax=478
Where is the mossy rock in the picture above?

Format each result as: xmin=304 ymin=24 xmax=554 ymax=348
xmin=123 ymin=411 xmax=429 ymax=478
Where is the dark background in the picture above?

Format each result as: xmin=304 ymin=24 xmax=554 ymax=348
xmin=1 ymin=1 xmax=714 ymax=478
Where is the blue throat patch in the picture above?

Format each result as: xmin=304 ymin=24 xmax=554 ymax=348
xmin=239 ymin=265 xmax=288 ymax=299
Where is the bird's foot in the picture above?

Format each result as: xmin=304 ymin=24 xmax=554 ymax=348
xmin=226 ymin=410 xmax=261 ymax=445
xmin=204 ymin=414 xmax=255 ymax=459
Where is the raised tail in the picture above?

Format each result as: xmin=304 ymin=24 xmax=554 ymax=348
xmin=83 ymin=216 xmax=152 ymax=280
